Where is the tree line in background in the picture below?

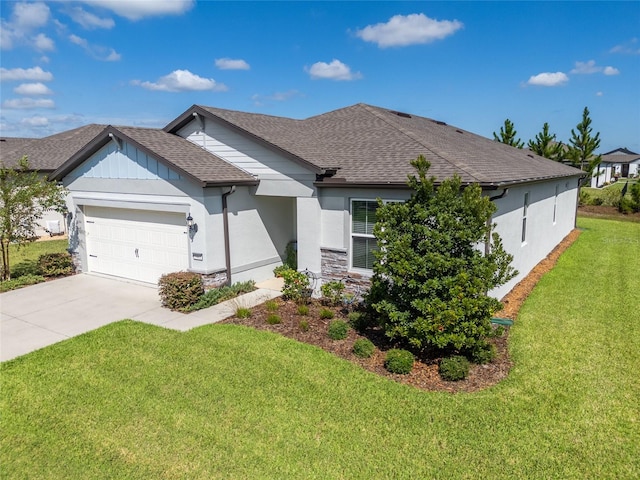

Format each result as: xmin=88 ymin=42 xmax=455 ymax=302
xmin=493 ymin=107 xmax=602 ymax=178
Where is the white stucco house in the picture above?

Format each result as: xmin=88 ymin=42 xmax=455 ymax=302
xmin=590 ymin=148 xmax=640 ymax=187
xmin=3 ymin=104 xmax=583 ymax=300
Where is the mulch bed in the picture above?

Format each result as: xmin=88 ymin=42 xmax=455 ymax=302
xmin=222 ymin=228 xmax=585 ymax=393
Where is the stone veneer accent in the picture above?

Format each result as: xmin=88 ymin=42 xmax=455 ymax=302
xmin=198 ymin=270 xmax=228 ymax=290
xmin=320 ymin=247 xmax=371 ymax=294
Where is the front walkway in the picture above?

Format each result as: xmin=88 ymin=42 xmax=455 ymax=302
xmin=0 ymin=274 xmax=283 ymax=362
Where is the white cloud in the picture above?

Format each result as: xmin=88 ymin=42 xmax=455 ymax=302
xmin=610 ymin=38 xmax=640 ymax=55
xmin=33 ymin=32 xmax=54 ymax=51
xmin=0 ymin=1 xmax=52 ymax=51
xmin=12 ymin=2 xmax=50 ymax=30
xmin=252 ymin=90 xmax=302 ymax=106
xmin=2 ymin=97 xmax=55 ymax=109
xmin=14 ymin=82 xmax=53 ymax=95
xmin=21 ymin=115 xmax=50 ymax=127
xmin=215 ymin=58 xmax=250 ymax=70
xmin=603 ymin=66 xmax=620 ymax=76
xmin=68 ymin=7 xmax=115 ymax=29
xmin=69 ymin=34 xmax=121 ymax=61
xmin=0 ymin=66 xmax=53 ymax=82
xmin=306 ymin=59 xmax=362 ymax=81
xmin=79 ymin=0 xmax=194 ymax=21
xmin=355 ymin=13 xmax=463 ymax=48
xmin=526 ymin=72 xmax=569 ymax=87
xmin=596 ymin=91 xmax=604 ymax=97
xmin=132 ymin=69 xmax=227 ymax=92
xmin=570 ymin=60 xmax=599 ymax=74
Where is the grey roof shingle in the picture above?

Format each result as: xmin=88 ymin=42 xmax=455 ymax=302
xmin=51 ymin=125 xmax=256 ymax=186
xmin=177 ymin=103 xmax=583 ymax=187
xmin=0 ymin=125 xmax=106 ymax=171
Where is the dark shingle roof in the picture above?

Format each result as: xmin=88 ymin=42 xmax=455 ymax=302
xmin=51 ymin=126 xmax=256 ymax=186
xmin=175 ymin=103 xmax=583 ymax=187
xmin=0 ymin=125 xmax=106 ymax=171
xmin=601 ymin=153 xmax=640 ymax=164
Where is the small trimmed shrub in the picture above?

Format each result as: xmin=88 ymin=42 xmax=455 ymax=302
xmin=37 ymin=252 xmax=73 ymax=277
xmin=265 ymin=300 xmax=279 ymax=312
xmin=327 ymin=320 xmax=349 ymax=340
xmin=319 ymin=308 xmax=334 ymax=320
xmin=468 ymin=342 xmax=497 ymax=365
xmin=384 ymin=349 xmax=414 ymax=374
xmin=299 ymin=320 xmax=309 ymax=332
xmin=280 ymin=268 xmax=310 ymax=302
xmin=158 ymin=272 xmax=204 ymax=311
xmin=187 ymin=280 xmax=255 ymax=312
xmin=273 ymin=265 xmax=289 ymax=277
xmin=439 ymin=355 xmax=470 ymax=381
xmin=321 ymin=281 xmax=345 ymax=306
xmin=352 ymin=338 xmax=375 ymax=358
xmin=236 ymin=307 xmax=251 ymax=319
xmin=266 ymin=314 xmax=281 ymax=325
xmin=297 ymin=304 xmax=309 ymax=316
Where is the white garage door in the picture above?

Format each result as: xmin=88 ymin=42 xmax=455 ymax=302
xmin=84 ymin=207 xmax=189 ymax=284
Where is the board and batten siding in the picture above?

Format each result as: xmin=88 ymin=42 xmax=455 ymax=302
xmin=178 ymin=118 xmax=315 ymax=197
xmin=66 ymin=140 xmax=182 ymax=181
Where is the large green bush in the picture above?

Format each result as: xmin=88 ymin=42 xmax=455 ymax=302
xmin=158 ymin=272 xmax=204 ymax=311
xmin=368 ymin=156 xmax=517 ymax=353
xmin=37 ymin=252 xmax=74 ymax=277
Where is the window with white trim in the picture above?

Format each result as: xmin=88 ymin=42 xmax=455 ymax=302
xmin=351 ymin=200 xmax=378 ymax=270
xmin=522 ymin=192 xmax=529 ymax=243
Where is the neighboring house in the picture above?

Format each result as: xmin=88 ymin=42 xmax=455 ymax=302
xmin=6 ymin=103 xmax=583 ymax=300
xmin=590 ymin=148 xmax=640 ymax=187
xmin=0 ymin=126 xmax=105 ymax=237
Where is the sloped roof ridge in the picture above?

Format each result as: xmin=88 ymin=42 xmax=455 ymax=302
xmin=359 ymin=104 xmax=485 ymax=182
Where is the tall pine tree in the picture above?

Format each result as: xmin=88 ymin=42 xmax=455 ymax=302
xmin=493 ymin=119 xmax=524 ymax=149
xmin=528 ymin=122 xmax=564 ymax=161
xmin=566 ymin=107 xmax=601 ymax=177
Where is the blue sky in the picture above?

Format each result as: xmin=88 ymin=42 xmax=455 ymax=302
xmin=1 ymin=1 xmax=639 ymax=153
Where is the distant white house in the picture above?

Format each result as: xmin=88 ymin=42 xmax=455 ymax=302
xmin=591 ymin=147 xmax=640 ymax=188
xmin=3 ymin=104 xmax=584 ymax=301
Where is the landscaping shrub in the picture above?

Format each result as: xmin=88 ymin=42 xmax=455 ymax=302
xmin=352 ymin=338 xmax=375 ymax=358
xmin=265 ymin=300 xmax=279 ymax=312
xmin=186 ymin=281 xmax=255 ymax=312
xmin=468 ymin=342 xmax=497 ymax=365
xmin=11 ymin=260 xmax=41 ymax=278
xmin=37 ymin=252 xmax=73 ymax=277
xmin=319 ymin=308 xmax=334 ymax=320
xmin=297 ymin=304 xmax=309 ymax=316
xmin=321 ymin=281 xmax=345 ymax=306
xmin=158 ymin=272 xmax=204 ymax=311
xmin=266 ymin=314 xmax=281 ymax=325
xmin=439 ymin=355 xmax=470 ymax=381
xmin=384 ymin=349 xmax=414 ymax=374
xmin=236 ymin=307 xmax=251 ymax=319
xmin=279 ymin=268 xmax=310 ymax=302
xmin=327 ymin=320 xmax=349 ymax=340
xmin=0 ymin=274 xmax=46 ymax=293
xmin=273 ymin=265 xmax=289 ymax=277
xmin=299 ymin=319 xmax=309 ymax=332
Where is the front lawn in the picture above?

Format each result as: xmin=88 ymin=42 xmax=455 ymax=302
xmin=1 ymin=218 xmax=638 ymax=478
xmin=1 ymin=239 xmax=71 ymax=292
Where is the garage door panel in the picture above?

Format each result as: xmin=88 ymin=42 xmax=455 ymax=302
xmin=84 ymin=207 xmax=189 ymax=284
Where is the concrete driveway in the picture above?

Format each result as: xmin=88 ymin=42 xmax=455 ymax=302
xmin=1 ymin=274 xmax=282 ymax=362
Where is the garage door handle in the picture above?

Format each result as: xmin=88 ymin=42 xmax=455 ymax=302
xmin=89 ymin=254 xmax=97 ymax=258
xmin=135 ymin=248 xmax=139 ymax=258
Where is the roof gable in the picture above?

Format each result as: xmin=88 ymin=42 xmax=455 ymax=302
xmin=51 ymin=126 xmax=257 ymax=186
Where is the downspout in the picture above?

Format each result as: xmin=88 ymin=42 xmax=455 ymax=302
xmin=485 ymin=188 xmax=509 ymax=256
xmin=222 ymin=185 xmax=236 ymax=286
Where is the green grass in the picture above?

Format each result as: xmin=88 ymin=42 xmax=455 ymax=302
xmin=2 ymin=218 xmax=639 ymax=478
xmin=8 ymin=239 xmax=68 ymax=269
